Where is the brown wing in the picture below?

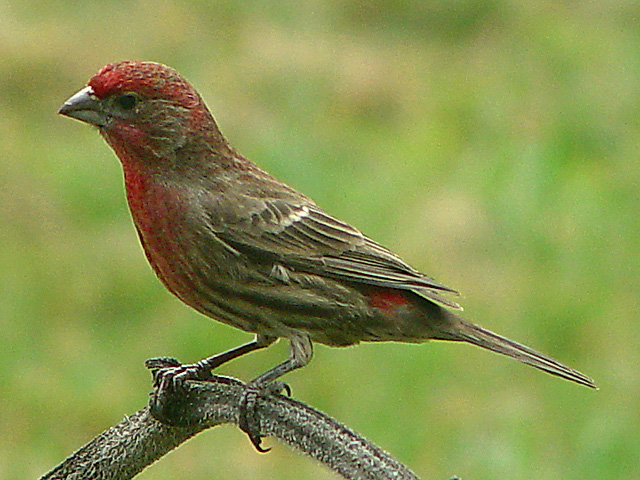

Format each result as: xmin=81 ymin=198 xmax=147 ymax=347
xmin=206 ymin=194 xmax=460 ymax=309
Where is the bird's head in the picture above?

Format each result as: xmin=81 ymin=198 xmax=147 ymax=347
xmin=59 ymin=61 xmax=226 ymax=164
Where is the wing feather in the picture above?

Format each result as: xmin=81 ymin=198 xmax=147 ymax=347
xmin=206 ymin=194 xmax=460 ymax=309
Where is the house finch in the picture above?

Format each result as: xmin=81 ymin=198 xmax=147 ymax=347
xmin=59 ymin=61 xmax=595 ymax=449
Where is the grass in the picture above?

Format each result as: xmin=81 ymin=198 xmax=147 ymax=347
xmin=1 ymin=1 xmax=638 ymax=479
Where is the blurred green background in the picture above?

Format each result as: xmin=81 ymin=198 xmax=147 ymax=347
xmin=1 ymin=1 xmax=638 ymax=479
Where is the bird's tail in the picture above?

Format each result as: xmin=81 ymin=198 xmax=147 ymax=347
xmin=435 ymin=313 xmax=597 ymax=389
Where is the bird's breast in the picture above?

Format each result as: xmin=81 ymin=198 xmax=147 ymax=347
xmin=122 ymin=168 xmax=217 ymax=304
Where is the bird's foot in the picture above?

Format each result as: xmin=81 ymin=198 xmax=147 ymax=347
xmin=145 ymin=356 xmax=216 ymax=426
xmin=238 ymin=381 xmax=291 ymax=452
xmin=146 ymin=356 xmax=215 ymax=390
xmin=146 ymin=357 xmax=292 ymax=450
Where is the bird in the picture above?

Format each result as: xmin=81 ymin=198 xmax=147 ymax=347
xmin=59 ymin=61 xmax=596 ymax=449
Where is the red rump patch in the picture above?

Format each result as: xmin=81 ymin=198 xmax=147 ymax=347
xmin=368 ymin=288 xmax=410 ymax=311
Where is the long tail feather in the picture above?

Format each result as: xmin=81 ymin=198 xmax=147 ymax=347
xmin=439 ymin=317 xmax=597 ymax=389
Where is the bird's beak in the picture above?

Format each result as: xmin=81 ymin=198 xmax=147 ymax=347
xmin=58 ymin=86 xmax=108 ymax=127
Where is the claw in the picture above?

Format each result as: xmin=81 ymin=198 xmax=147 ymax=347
xmin=237 ymin=381 xmax=294 ymax=452
xmin=146 ymin=358 xmax=216 ymax=426
xmin=276 ymin=381 xmax=292 ymax=397
xmin=239 ymin=385 xmax=270 ymax=452
xmin=145 ymin=356 xmax=182 ymax=370
xmin=145 ymin=357 xmax=182 ymax=387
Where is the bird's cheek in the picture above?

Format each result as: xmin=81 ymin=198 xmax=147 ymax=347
xmin=103 ymin=122 xmax=160 ymax=165
xmin=106 ymin=122 xmax=149 ymax=148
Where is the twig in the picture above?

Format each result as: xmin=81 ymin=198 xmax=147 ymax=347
xmin=38 ymin=370 xmax=421 ymax=480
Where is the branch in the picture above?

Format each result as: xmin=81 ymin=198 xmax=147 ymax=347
xmin=38 ymin=371 xmax=421 ymax=480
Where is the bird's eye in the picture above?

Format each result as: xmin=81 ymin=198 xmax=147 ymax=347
xmin=115 ymin=93 xmax=139 ymax=111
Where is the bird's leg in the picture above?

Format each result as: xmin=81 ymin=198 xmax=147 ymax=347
xmin=146 ymin=334 xmax=277 ymax=423
xmin=239 ymin=334 xmax=313 ymax=452
xmin=147 ymin=333 xmax=277 ymax=384
xmin=194 ymin=334 xmax=278 ymax=376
